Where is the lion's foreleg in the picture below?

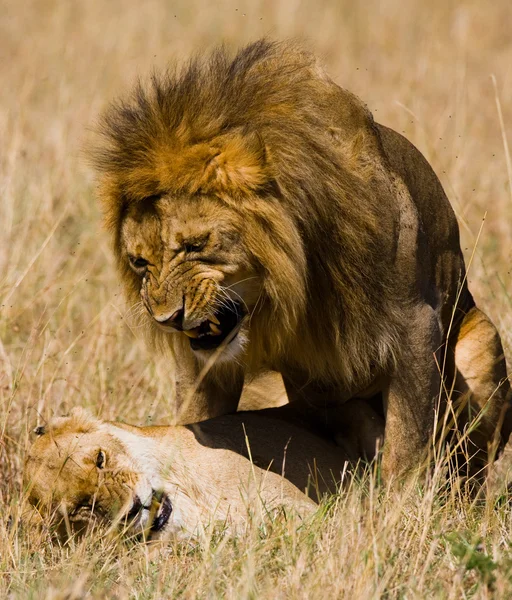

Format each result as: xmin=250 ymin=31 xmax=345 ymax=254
xmin=381 ymin=304 xmax=442 ymax=483
xmin=172 ymin=343 xmax=244 ymax=424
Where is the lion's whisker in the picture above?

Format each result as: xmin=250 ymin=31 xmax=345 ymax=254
xmin=217 ymin=286 xmax=249 ymax=316
xmin=223 ymin=276 xmax=258 ymax=290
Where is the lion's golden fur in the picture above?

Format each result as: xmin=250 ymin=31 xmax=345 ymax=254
xmin=92 ymin=40 xmax=402 ymax=387
xmin=90 ymin=39 xmax=511 ymax=478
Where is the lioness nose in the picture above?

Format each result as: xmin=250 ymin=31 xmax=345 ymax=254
xmin=157 ymin=308 xmax=184 ymax=329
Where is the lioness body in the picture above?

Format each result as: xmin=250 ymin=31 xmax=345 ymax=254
xmin=91 ymin=40 xmax=511 ymax=480
xmin=25 ymin=408 xmax=355 ymax=538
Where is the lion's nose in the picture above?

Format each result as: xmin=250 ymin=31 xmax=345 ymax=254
xmin=155 ymin=308 xmax=184 ymax=329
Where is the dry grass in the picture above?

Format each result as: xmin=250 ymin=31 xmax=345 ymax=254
xmin=1 ymin=0 xmax=512 ymax=597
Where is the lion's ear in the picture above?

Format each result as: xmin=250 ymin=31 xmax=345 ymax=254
xmin=200 ymin=132 xmax=271 ymax=195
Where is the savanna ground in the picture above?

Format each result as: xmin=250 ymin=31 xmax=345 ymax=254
xmin=1 ymin=0 xmax=512 ymax=597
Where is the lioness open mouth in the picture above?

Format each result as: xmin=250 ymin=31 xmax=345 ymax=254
xmin=150 ymin=493 xmax=173 ymax=532
xmin=126 ymin=491 xmax=172 ymax=534
xmin=183 ymin=301 xmax=246 ymax=351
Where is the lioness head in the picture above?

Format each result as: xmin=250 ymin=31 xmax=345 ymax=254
xmin=24 ymin=409 xmax=172 ymax=537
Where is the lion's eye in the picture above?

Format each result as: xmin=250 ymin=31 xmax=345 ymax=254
xmin=96 ymin=450 xmax=106 ymax=469
xmin=185 ymin=243 xmax=202 ymax=253
xmin=128 ymin=256 xmax=148 ymax=271
xmin=184 ymin=237 xmax=208 ymax=253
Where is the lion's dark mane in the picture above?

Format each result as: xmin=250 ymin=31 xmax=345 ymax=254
xmin=92 ymin=40 xmax=402 ymax=386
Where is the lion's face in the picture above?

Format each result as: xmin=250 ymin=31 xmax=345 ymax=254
xmin=120 ymin=195 xmax=263 ymax=359
xmin=24 ymin=413 xmax=172 ymax=538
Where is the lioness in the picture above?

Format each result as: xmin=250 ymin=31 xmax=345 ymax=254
xmin=25 ymin=405 xmax=377 ymax=539
xmin=90 ymin=40 xmax=511 ymax=480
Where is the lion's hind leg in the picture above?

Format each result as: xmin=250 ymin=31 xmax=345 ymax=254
xmin=451 ymin=307 xmax=511 ymax=468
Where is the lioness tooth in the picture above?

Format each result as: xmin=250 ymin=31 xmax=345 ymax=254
xmin=209 ymin=322 xmax=222 ymax=335
xmin=208 ymin=314 xmax=220 ymax=325
xmin=183 ymin=329 xmax=200 ymax=338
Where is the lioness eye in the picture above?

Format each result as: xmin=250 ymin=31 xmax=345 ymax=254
xmin=96 ymin=450 xmax=106 ymax=469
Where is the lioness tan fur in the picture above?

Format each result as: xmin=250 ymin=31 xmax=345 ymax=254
xmin=90 ymin=39 xmax=511 ymax=480
xmin=24 ymin=407 xmax=362 ymax=539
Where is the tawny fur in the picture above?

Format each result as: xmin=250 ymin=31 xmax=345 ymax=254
xmin=24 ymin=406 xmax=366 ymax=539
xmin=92 ymin=40 xmax=401 ymax=386
xmin=90 ymin=40 xmax=511 ymax=480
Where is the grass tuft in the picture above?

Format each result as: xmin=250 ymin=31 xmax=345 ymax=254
xmin=1 ymin=0 xmax=511 ymax=597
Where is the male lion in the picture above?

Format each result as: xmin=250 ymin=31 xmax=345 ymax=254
xmin=90 ymin=40 xmax=511 ymax=480
xmin=24 ymin=406 xmax=365 ymax=539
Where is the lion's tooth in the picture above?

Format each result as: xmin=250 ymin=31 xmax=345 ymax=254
xmin=208 ymin=314 xmax=220 ymax=325
xmin=183 ymin=329 xmax=200 ymax=338
xmin=209 ymin=322 xmax=222 ymax=335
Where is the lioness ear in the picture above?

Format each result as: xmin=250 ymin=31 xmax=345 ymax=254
xmin=201 ymin=132 xmax=270 ymax=194
xmin=96 ymin=449 xmax=106 ymax=470
xmin=33 ymin=425 xmax=46 ymax=436
xmin=69 ymin=406 xmax=88 ymax=419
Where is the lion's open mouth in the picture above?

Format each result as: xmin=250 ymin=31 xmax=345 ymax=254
xmin=183 ymin=300 xmax=246 ymax=351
